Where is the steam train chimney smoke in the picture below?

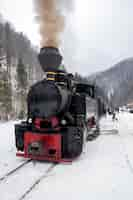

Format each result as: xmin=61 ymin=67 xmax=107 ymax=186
xmin=34 ymin=0 xmax=74 ymax=72
xmin=34 ymin=0 xmax=64 ymax=48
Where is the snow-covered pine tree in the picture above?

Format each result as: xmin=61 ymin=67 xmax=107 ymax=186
xmin=0 ymin=72 xmax=12 ymax=120
xmin=16 ymin=58 xmax=28 ymax=119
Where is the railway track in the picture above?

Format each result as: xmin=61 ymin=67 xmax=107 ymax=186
xmin=0 ymin=159 xmax=32 ymax=183
xmin=100 ymin=129 xmax=118 ymax=135
xmin=0 ymin=160 xmax=57 ymax=200
xmin=18 ymin=164 xmax=57 ymax=200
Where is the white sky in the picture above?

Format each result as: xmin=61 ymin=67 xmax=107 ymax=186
xmin=1 ymin=0 xmax=133 ymax=75
xmin=1 ymin=0 xmax=39 ymax=45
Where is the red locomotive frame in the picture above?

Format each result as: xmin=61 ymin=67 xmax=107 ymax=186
xmin=16 ymin=118 xmax=73 ymax=163
xmin=17 ymin=132 xmax=61 ymax=161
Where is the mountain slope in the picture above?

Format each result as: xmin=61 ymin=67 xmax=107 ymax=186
xmin=89 ymin=58 xmax=133 ymax=107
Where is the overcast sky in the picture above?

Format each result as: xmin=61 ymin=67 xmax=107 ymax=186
xmin=1 ymin=0 xmax=133 ymax=75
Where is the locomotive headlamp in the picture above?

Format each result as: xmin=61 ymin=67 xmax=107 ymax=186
xmin=61 ymin=119 xmax=67 ymax=125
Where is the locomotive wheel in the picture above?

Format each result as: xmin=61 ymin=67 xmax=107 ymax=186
xmin=66 ymin=127 xmax=83 ymax=159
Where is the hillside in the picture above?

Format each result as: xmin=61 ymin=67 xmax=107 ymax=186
xmin=89 ymin=58 xmax=133 ymax=107
xmin=0 ymin=15 xmax=43 ymax=120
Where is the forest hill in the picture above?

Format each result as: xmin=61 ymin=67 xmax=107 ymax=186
xmin=0 ymin=15 xmax=42 ymax=120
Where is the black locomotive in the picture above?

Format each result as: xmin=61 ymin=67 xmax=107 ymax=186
xmin=15 ymin=47 xmax=99 ymax=162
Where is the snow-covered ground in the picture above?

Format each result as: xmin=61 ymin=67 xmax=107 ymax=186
xmin=0 ymin=112 xmax=133 ymax=200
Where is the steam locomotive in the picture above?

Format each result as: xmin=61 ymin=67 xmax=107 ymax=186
xmin=15 ymin=47 xmax=101 ymax=162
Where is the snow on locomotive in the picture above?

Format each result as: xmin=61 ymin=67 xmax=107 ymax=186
xmin=15 ymin=47 xmax=100 ymax=162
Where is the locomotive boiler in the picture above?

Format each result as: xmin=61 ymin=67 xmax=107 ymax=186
xmin=15 ymin=47 xmax=97 ymax=162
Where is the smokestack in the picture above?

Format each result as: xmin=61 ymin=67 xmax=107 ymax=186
xmin=38 ymin=47 xmax=63 ymax=72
